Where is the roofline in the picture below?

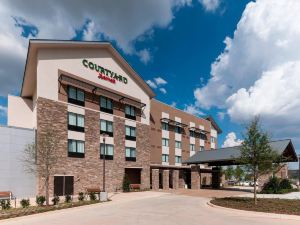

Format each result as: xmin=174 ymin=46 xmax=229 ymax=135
xmin=205 ymin=115 xmax=222 ymax=134
xmin=21 ymin=39 xmax=156 ymax=98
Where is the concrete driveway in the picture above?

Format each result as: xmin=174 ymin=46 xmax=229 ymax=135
xmin=1 ymin=191 xmax=299 ymax=225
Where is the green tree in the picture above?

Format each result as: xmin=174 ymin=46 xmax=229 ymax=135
xmin=234 ymin=166 xmax=245 ymax=182
xmin=238 ymin=116 xmax=281 ymax=205
xmin=224 ymin=166 xmax=234 ymax=180
xmin=122 ymin=174 xmax=131 ymax=192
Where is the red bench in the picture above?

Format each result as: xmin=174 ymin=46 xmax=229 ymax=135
xmin=0 ymin=191 xmax=16 ymax=208
xmin=129 ymin=184 xmax=141 ymax=190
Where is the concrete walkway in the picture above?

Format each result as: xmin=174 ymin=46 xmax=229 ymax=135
xmin=0 ymin=191 xmax=299 ymax=225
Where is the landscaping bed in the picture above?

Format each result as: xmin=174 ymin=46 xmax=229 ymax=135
xmin=0 ymin=200 xmax=103 ymax=220
xmin=211 ymin=197 xmax=300 ymax=216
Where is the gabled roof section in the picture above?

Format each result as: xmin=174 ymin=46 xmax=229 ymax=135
xmin=205 ymin=115 xmax=222 ymax=134
xmin=21 ymin=39 xmax=156 ymax=98
xmin=185 ymin=139 xmax=298 ymax=166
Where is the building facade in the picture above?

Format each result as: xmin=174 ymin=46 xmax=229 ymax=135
xmin=4 ymin=40 xmax=221 ymax=197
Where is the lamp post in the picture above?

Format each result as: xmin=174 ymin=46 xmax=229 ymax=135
xmin=298 ymin=154 xmax=300 ymax=188
xmin=100 ymin=133 xmax=109 ymax=201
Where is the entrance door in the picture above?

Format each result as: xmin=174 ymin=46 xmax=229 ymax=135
xmin=54 ymin=176 xmax=74 ymax=196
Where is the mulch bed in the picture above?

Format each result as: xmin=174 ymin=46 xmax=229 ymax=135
xmin=0 ymin=200 xmax=103 ymax=220
xmin=211 ymin=197 xmax=300 ymax=216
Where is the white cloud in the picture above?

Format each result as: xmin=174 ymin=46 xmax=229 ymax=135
xmin=146 ymin=80 xmax=157 ymax=89
xmin=199 ymin=0 xmax=220 ymax=12
xmin=0 ymin=0 xmax=193 ymax=96
xmin=159 ymin=88 xmax=167 ymax=94
xmin=222 ymin=132 xmax=243 ymax=148
xmin=193 ymin=0 xmax=300 ymax=143
xmin=137 ymin=49 xmax=151 ymax=64
xmin=154 ymin=77 xmax=167 ymax=85
xmin=0 ymin=105 xmax=7 ymax=116
xmin=217 ymin=111 xmax=225 ymax=120
xmin=171 ymin=101 xmax=177 ymax=107
xmin=183 ymin=105 xmax=204 ymax=116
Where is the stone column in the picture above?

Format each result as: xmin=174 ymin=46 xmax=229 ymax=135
xmin=191 ymin=166 xmax=200 ymax=189
xmin=163 ymin=170 xmax=170 ymax=190
xmin=172 ymin=170 xmax=179 ymax=189
xmin=151 ymin=169 xmax=159 ymax=190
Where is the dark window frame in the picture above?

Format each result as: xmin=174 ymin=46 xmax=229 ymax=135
xmin=162 ymin=122 xmax=169 ymax=131
xmin=100 ymin=96 xmax=113 ymax=114
xmin=125 ymin=105 xmax=136 ymax=120
xmin=125 ymin=126 xmax=136 ymax=141
xmin=100 ymin=120 xmax=114 ymax=137
xmin=100 ymin=144 xmax=114 ymax=160
xmin=68 ymin=112 xmax=85 ymax=132
xmin=162 ymin=154 xmax=169 ymax=162
xmin=68 ymin=139 xmax=85 ymax=158
xmin=67 ymin=86 xmax=85 ymax=107
xmin=175 ymin=126 xmax=182 ymax=134
xmin=125 ymin=147 xmax=136 ymax=161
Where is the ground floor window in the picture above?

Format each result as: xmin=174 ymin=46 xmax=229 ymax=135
xmin=100 ymin=144 xmax=114 ymax=160
xmin=125 ymin=147 xmax=136 ymax=161
xmin=162 ymin=154 xmax=169 ymax=162
xmin=54 ymin=176 xmax=74 ymax=196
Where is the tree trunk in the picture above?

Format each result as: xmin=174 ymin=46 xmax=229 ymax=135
xmin=45 ymin=176 xmax=49 ymax=206
xmin=253 ymin=175 xmax=257 ymax=205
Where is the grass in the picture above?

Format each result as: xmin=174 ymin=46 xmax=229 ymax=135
xmin=0 ymin=200 xmax=105 ymax=220
xmin=211 ymin=197 xmax=300 ymax=216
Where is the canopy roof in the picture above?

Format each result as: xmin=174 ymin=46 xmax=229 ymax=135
xmin=185 ymin=139 xmax=298 ymax=166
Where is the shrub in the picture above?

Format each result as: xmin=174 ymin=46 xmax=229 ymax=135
xmin=261 ymin=176 xmax=280 ymax=194
xmin=89 ymin=192 xmax=97 ymax=201
xmin=65 ymin=195 xmax=72 ymax=203
xmin=78 ymin=192 xmax=85 ymax=201
xmin=279 ymin=179 xmax=293 ymax=190
xmin=36 ymin=196 xmax=46 ymax=206
xmin=0 ymin=200 xmax=11 ymax=210
xmin=52 ymin=196 xmax=60 ymax=205
xmin=122 ymin=174 xmax=130 ymax=192
xmin=20 ymin=199 xmax=30 ymax=208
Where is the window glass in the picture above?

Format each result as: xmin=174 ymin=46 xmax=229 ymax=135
xmin=162 ymin=122 xmax=168 ymax=131
xmin=100 ymin=96 xmax=113 ymax=110
xmin=77 ymin=115 xmax=84 ymax=127
xmin=100 ymin=96 xmax=106 ymax=108
xmin=68 ymin=140 xmax=76 ymax=152
xmin=190 ymin=130 xmax=195 ymax=137
xmin=175 ymin=126 xmax=182 ymax=134
xmin=162 ymin=138 xmax=169 ymax=147
xmin=125 ymin=147 xmax=136 ymax=157
xmin=100 ymin=120 xmax=106 ymax=131
xmin=162 ymin=154 xmax=169 ymax=162
xmin=125 ymin=148 xmax=131 ymax=157
xmin=107 ymin=121 xmax=113 ymax=132
xmin=190 ymin=144 xmax=195 ymax=151
xmin=175 ymin=156 xmax=182 ymax=163
xmin=77 ymin=142 xmax=85 ymax=153
xmin=107 ymin=98 xmax=113 ymax=109
xmin=68 ymin=113 xmax=77 ymax=126
xmin=77 ymin=90 xmax=84 ymax=102
xmin=125 ymin=126 xmax=130 ymax=136
xmin=125 ymin=126 xmax=136 ymax=137
xmin=125 ymin=105 xmax=136 ymax=116
xmin=68 ymin=87 xmax=76 ymax=99
xmin=200 ymin=146 xmax=204 ymax=151
xmin=175 ymin=141 xmax=181 ymax=149
xmin=100 ymin=144 xmax=114 ymax=156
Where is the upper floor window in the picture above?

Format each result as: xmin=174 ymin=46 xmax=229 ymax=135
xmin=175 ymin=156 xmax=182 ymax=163
xmin=162 ymin=154 xmax=169 ymax=162
xmin=125 ymin=126 xmax=136 ymax=141
xmin=68 ymin=139 xmax=85 ymax=158
xmin=162 ymin=138 xmax=169 ymax=147
xmin=68 ymin=86 xmax=85 ymax=106
xmin=200 ymin=133 xmax=207 ymax=140
xmin=162 ymin=122 xmax=169 ymax=131
xmin=125 ymin=147 xmax=136 ymax=161
xmin=125 ymin=105 xmax=136 ymax=120
xmin=200 ymin=146 xmax=205 ymax=151
xmin=189 ymin=130 xmax=195 ymax=137
xmin=190 ymin=144 xmax=195 ymax=151
xmin=68 ymin=112 xmax=84 ymax=132
xmin=100 ymin=144 xmax=114 ymax=160
xmin=175 ymin=126 xmax=182 ymax=134
xmin=175 ymin=141 xmax=182 ymax=149
xmin=211 ymin=137 xmax=215 ymax=143
xmin=100 ymin=120 xmax=113 ymax=137
xmin=100 ymin=96 xmax=113 ymax=114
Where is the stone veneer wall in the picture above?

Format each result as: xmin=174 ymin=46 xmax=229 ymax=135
xmin=37 ymin=98 xmax=151 ymax=196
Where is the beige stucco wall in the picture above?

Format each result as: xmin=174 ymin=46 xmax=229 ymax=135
xmin=36 ymin=48 xmax=151 ymax=124
xmin=8 ymin=95 xmax=34 ymax=129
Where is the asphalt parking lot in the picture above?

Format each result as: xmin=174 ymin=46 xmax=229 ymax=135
xmin=1 ymin=191 xmax=299 ymax=225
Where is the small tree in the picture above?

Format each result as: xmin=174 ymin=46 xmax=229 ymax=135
xmin=24 ymin=129 xmax=59 ymax=206
xmin=122 ymin=174 xmax=131 ymax=192
xmin=224 ymin=166 xmax=234 ymax=180
xmin=238 ymin=117 xmax=281 ymax=205
xmin=234 ymin=166 xmax=245 ymax=182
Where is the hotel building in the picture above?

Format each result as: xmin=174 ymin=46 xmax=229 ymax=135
xmin=1 ymin=40 xmax=221 ymax=197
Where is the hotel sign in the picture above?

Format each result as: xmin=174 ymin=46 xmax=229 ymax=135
xmin=82 ymin=59 xmax=128 ymax=85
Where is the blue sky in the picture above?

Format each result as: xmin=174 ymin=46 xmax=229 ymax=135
xmin=0 ymin=0 xmax=299 ymax=167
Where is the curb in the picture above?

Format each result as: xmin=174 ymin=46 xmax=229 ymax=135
xmin=207 ymin=200 xmax=300 ymax=221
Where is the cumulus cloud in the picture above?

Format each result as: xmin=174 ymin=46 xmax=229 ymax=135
xmin=217 ymin=111 xmax=225 ymax=120
xmin=193 ymin=0 xmax=300 ymax=144
xmin=199 ymin=0 xmax=220 ymax=12
xmin=147 ymin=76 xmax=168 ymax=93
xmin=222 ymin=132 xmax=243 ymax=148
xmin=146 ymin=80 xmax=157 ymax=89
xmin=159 ymin=88 xmax=167 ymax=94
xmin=0 ymin=0 xmax=193 ymax=96
xmin=154 ymin=77 xmax=167 ymax=85
xmin=184 ymin=104 xmax=204 ymax=116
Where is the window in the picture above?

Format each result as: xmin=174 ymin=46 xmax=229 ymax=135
xmin=54 ymin=176 xmax=74 ymax=196
xmin=190 ymin=144 xmax=195 ymax=151
xmin=175 ymin=126 xmax=182 ymax=134
xmin=200 ymin=133 xmax=207 ymax=140
xmin=68 ymin=112 xmax=84 ymax=132
xmin=162 ymin=122 xmax=169 ymax=131
xmin=189 ymin=130 xmax=195 ymax=137
xmin=162 ymin=154 xmax=169 ymax=162
xmin=175 ymin=156 xmax=182 ymax=163
xmin=68 ymin=140 xmax=85 ymax=158
xmin=100 ymin=120 xmax=113 ymax=137
xmin=100 ymin=96 xmax=113 ymax=114
xmin=200 ymin=146 xmax=205 ymax=151
xmin=162 ymin=138 xmax=169 ymax=147
xmin=100 ymin=144 xmax=114 ymax=160
xmin=125 ymin=126 xmax=136 ymax=141
xmin=125 ymin=147 xmax=136 ymax=161
xmin=125 ymin=105 xmax=136 ymax=120
xmin=175 ymin=141 xmax=182 ymax=149
xmin=68 ymin=86 xmax=85 ymax=106
xmin=211 ymin=137 xmax=215 ymax=143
